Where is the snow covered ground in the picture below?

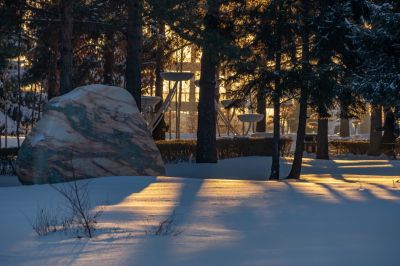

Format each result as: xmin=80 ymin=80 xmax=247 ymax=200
xmin=1 ymin=157 xmax=400 ymax=265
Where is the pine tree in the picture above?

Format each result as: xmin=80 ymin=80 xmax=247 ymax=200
xmin=287 ymin=0 xmax=313 ymax=179
xmin=149 ymin=0 xmax=246 ymax=163
xmin=310 ymin=1 xmax=356 ymax=160
xmin=351 ymin=1 xmax=400 ymax=153
xmin=222 ymin=0 xmax=297 ymax=178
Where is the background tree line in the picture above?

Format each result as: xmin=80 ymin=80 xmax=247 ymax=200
xmin=0 ymin=0 xmax=399 ymax=179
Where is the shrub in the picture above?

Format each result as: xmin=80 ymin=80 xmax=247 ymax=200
xmin=329 ymin=140 xmax=370 ymax=155
xmin=156 ymin=140 xmax=197 ymax=162
xmin=51 ymin=168 xmax=103 ymax=238
xmin=28 ymin=162 xmax=102 ymax=238
xmin=0 ymin=148 xmax=19 ymax=159
xmin=156 ymin=137 xmax=292 ymax=163
xmin=30 ymin=207 xmax=59 ymax=236
xmin=0 ymin=148 xmax=18 ymax=175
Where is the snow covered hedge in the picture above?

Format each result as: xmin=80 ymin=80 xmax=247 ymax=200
xmin=329 ymin=140 xmax=370 ymax=155
xmin=329 ymin=140 xmax=399 ymax=156
xmin=156 ymin=137 xmax=292 ymax=163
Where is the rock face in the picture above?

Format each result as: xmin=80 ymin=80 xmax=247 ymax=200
xmin=17 ymin=84 xmax=165 ymax=184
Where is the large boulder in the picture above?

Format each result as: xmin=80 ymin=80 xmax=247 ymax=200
xmin=16 ymin=84 xmax=165 ymax=184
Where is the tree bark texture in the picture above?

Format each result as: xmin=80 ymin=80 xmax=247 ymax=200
xmin=60 ymin=0 xmax=74 ymax=95
xmin=126 ymin=0 xmax=143 ymax=110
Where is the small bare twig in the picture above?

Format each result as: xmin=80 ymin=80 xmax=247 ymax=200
xmin=29 ymin=207 xmax=58 ymax=236
xmin=146 ymin=211 xmax=183 ymax=236
xmin=50 ymin=161 xmax=102 ymax=238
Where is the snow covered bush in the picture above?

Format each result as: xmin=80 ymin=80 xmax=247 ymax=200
xmin=29 ymin=162 xmax=103 ymax=238
xmin=329 ymin=140 xmax=370 ymax=155
xmin=156 ymin=137 xmax=292 ymax=163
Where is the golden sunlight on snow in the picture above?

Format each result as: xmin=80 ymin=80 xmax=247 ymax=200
xmin=2 ymin=158 xmax=400 ymax=266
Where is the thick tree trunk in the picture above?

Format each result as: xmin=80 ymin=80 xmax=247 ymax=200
xmin=287 ymin=0 xmax=309 ymax=179
xmin=269 ymin=1 xmax=283 ymax=180
xmin=315 ymin=43 xmax=330 ymax=160
xmin=196 ymin=48 xmax=217 ymax=163
xmin=340 ymin=118 xmax=350 ymax=137
xmin=153 ymin=21 xmax=166 ymax=140
xmin=256 ymin=89 xmax=266 ymax=132
xmin=270 ymin=90 xmax=281 ymax=179
xmin=60 ymin=0 xmax=74 ymax=95
xmin=195 ymin=0 xmax=219 ymax=163
xmin=316 ymin=118 xmax=329 ymax=159
xmin=382 ymin=108 xmax=396 ymax=157
xmin=368 ymin=104 xmax=382 ymax=155
xmin=103 ymin=32 xmax=114 ymax=85
xmin=126 ymin=0 xmax=143 ymax=110
xmin=382 ymin=108 xmax=396 ymax=143
xmin=287 ymin=90 xmax=308 ymax=179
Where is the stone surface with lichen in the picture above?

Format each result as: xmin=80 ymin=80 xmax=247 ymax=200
xmin=16 ymin=84 xmax=165 ymax=184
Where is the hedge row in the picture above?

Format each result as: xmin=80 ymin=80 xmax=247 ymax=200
xmin=322 ymin=140 xmax=399 ymax=155
xmin=156 ymin=137 xmax=292 ymax=163
xmin=0 ymin=148 xmax=19 ymax=159
xmin=329 ymin=140 xmax=370 ymax=155
xmin=0 ymin=138 xmax=292 ymax=163
xmin=0 ymin=148 xmax=18 ymax=175
xmin=3 ymin=139 xmax=398 ymax=160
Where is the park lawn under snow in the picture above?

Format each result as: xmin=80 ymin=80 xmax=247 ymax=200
xmin=1 ymin=157 xmax=400 ymax=266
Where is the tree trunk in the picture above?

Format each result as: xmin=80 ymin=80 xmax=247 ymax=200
xmin=47 ymin=40 xmax=59 ymax=99
xmin=316 ymin=118 xmax=329 ymax=159
xmin=287 ymin=0 xmax=310 ymax=179
xmin=270 ymin=52 xmax=282 ymax=180
xmin=60 ymin=0 xmax=74 ymax=95
xmin=368 ymin=104 xmax=382 ymax=155
xmin=269 ymin=1 xmax=283 ymax=180
xmin=16 ymin=34 xmax=22 ymax=148
xmin=287 ymin=90 xmax=308 ymax=179
xmin=153 ymin=21 xmax=166 ymax=140
xmin=103 ymin=32 xmax=114 ymax=85
xmin=4 ymin=101 xmax=7 ymax=148
xmin=196 ymin=0 xmax=219 ymax=163
xmin=256 ymin=89 xmax=266 ymax=132
xmin=340 ymin=118 xmax=350 ymax=137
xmin=126 ymin=0 xmax=143 ymax=110
xmin=188 ymin=45 xmax=197 ymax=133
xmin=382 ymin=107 xmax=396 ymax=157
xmin=270 ymin=90 xmax=281 ymax=179
xmin=30 ymin=84 xmax=37 ymax=129
xmin=196 ymin=48 xmax=218 ymax=163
